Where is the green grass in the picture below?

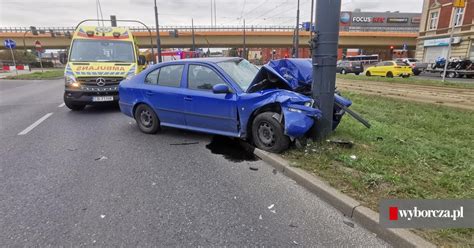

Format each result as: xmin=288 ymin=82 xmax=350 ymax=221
xmin=283 ymin=92 xmax=474 ymax=247
xmin=5 ymin=69 xmax=64 ymax=80
xmin=337 ymin=74 xmax=474 ymax=89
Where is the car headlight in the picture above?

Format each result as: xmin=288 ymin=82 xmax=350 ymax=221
xmin=304 ymin=100 xmax=314 ymax=107
xmin=65 ymin=75 xmax=80 ymax=88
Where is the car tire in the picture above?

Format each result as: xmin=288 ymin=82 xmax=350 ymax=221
xmin=134 ymin=104 xmax=160 ymax=134
xmin=413 ymin=70 xmax=421 ymax=76
xmin=252 ymin=112 xmax=290 ymax=154
xmin=386 ymin=72 xmax=394 ymax=78
xmin=366 ymin=71 xmax=371 ymax=77
xmin=402 ymin=75 xmax=410 ymax=78
xmin=64 ymin=100 xmax=85 ymax=111
xmin=341 ymin=69 xmax=347 ymax=75
xmin=355 ymin=72 xmax=360 ymax=76
xmin=446 ymin=71 xmax=457 ymax=78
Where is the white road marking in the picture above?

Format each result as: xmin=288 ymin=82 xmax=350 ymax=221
xmin=58 ymin=103 xmax=65 ymax=108
xmin=17 ymin=113 xmax=54 ymax=136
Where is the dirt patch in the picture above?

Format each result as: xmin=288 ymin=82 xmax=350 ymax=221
xmin=337 ymin=78 xmax=474 ymax=111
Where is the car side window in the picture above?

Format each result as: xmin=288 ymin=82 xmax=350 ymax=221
xmin=188 ymin=64 xmax=226 ymax=91
xmin=145 ymin=69 xmax=159 ymax=84
xmin=384 ymin=62 xmax=394 ymax=66
xmin=157 ymin=65 xmax=184 ymax=87
xmin=376 ymin=62 xmax=384 ymax=66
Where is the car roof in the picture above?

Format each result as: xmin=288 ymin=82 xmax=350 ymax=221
xmin=160 ymin=57 xmax=241 ymax=65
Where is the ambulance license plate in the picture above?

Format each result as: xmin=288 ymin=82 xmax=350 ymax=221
xmin=92 ymin=96 xmax=114 ymax=102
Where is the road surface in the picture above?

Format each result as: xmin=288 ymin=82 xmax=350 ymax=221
xmin=0 ymin=79 xmax=388 ymax=246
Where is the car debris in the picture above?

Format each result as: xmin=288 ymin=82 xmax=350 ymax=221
xmin=249 ymin=165 xmax=259 ymax=171
xmin=328 ymin=139 xmax=354 ymax=148
xmin=95 ymin=155 xmax=108 ymax=161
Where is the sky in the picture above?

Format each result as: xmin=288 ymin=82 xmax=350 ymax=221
xmin=0 ymin=0 xmax=424 ymax=27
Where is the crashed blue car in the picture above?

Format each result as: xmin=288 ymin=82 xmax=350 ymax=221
xmin=119 ymin=57 xmax=351 ymax=153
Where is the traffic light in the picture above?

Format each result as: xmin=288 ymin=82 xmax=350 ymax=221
xmin=30 ymin=26 xmax=38 ymax=35
xmin=110 ymin=15 xmax=117 ymax=27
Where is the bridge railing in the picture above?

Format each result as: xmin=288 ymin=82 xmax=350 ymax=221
xmin=0 ymin=25 xmax=419 ymax=33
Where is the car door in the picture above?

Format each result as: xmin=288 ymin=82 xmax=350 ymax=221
xmin=373 ymin=62 xmax=385 ymax=76
xmin=142 ymin=64 xmax=186 ymax=126
xmin=182 ymin=64 xmax=239 ymax=136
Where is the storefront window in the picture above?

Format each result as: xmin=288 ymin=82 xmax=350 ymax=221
xmin=469 ymin=42 xmax=474 ymax=60
xmin=429 ymin=11 xmax=439 ymax=30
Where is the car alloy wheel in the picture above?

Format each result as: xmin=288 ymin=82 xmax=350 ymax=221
xmin=257 ymin=121 xmax=276 ymax=147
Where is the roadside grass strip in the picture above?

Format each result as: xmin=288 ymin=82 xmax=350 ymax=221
xmin=283 ymin=92 xmax=474 ymax=247
xmin=337 ymin=74 xmax=474 ymax=89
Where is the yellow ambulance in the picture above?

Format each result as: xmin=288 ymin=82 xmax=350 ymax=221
xmin=63 ymin=26 xmax=146 ymax=110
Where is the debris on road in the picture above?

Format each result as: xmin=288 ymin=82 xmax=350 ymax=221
xmin=268 ymin=204 xmax=274 ymax=209
xmin=259 ymin=215 xmax=263 ymax=220
xmin=350 ymin=155 xmax=357 ymax=160
xmin=292 ymin=240 xmax=299 ymax=245
xmin=67 ymin=148 xmax=77 ymax=151
xmin=270 ymin=210 xmax=276 ymax=214
xmin=249 ymin=165 xmax=259 ymax=171
xmin=272 ymin=169 xmax=277 ymax=175
xmin=343 ymin=219 xmax=355 ymax=228
xmin=289 ymin=223 xmax=298 ymax=228
xmin=100 ymin=214 xmax=105 ymax=219
xmin=95 ymin=156 xmax=108 ymax=161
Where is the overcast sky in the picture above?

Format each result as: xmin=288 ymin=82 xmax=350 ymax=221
xmin=0 ymin=0 xmax=423 ymax=27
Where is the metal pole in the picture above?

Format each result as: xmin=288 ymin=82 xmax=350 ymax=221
xmin=191 ymin=18 xmax=196 ymax=51
xmin=9 ymin=45 xmax=18 ymax=76
xmin=442 ymin=7 xmax=458 ymax=82
xmin=294 ymin=0 xmax=300 ymax=58
xmin=213 ymin=0 xmax=217 ymax=27
xmin=38 ymin=50 xmax=44 ymax=72
xmin=310 ymin=0 xmax=342 ymax=140
xmin=211 ymin=0 xmax=214 ymax=27
xmin=154 ymin=0 xmax=162 ymax=63
xmin=243 ymin=19 xmax=247 ymax=59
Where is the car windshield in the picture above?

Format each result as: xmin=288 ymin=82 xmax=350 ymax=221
xmin=408 ymin=59 xmax=418 ymax=62
xmin=69 ymin=40 xmax=135 ymax=62
xmin=217 ymin=59 xmax=259 ymax=91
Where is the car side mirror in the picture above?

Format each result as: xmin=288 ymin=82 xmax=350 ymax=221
xmin=138 ymin=55 xmax=147 ymax=65
xmin=212 ymin=84 xmax=230 ymax=94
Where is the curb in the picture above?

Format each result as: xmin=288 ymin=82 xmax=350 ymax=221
xmin=242 ymin=143 xmax=435 ymax=248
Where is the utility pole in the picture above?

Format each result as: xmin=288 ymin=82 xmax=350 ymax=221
xmin=210 ymin=0 xmax=214 ymax=27
xmin=310 ymin=0 xmax=342 ymax=140
xmin=214 ymin=0 xmax=217 ymax=27
xmin=442 ymin=6 xmax=459 ymax=82
xmin=310 ymin=0 xmax=315 ymax=37
xmin=294 ymin=0 xmax=300 ymax=58
xmin=243 ymin=19 xmax=247 ymax=59
xmin=191 ymin=18 xmax=196 ymax=51
xmin=154 ymin=0 xmax=162 ymax=63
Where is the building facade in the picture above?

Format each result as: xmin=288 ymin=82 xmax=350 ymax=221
xmin=416 ymin=0 xmax=474 ymax=62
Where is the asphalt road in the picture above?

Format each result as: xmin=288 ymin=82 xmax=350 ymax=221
xmin=0 ymin=79 xmax=389 ymax=247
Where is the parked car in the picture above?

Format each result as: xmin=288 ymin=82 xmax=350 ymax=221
xmin=395 ymin=58 xmax=428 ymax=76
xmin=365 ymin=61 xmax=413 ymax=78
xmin=336 ymin=61 xmax=364 ymax=75
xmin=119 ymin=58 xmax=352 ymax=153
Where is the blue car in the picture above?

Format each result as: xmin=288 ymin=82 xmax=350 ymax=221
xmin=119 ymin=57 xmax=348 ymax=153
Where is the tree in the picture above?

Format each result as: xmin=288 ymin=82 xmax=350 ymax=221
xmin=0 ymin=50 xmax=37 ymax=64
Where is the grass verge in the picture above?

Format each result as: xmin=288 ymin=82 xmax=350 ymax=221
xmin=5 ymin=69 xmax=64 ymax=80
xmin=337 ymin=74 xmax=474 ymax=89
xmin=283 ymin=92 xmax=473 ymax=247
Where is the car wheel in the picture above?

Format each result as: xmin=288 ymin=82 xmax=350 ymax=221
xmin=64 ymin=100 xmax=85 ymax=111
xmin=402 ymin=75 xmax=410 ymax=78
xmin=446 ymin=71 xmax=457 ymax=78
xmin=252 ymin=112 xmax=290 ymax=154
xmin=134 ymin=104 xmax=160 ymax=134
xmin=341 ymin=69 xmax=347 ymax=75
xmin=386 ymin=72 xmax=394 ymax=78
xmin=355 ymin=72 xmax=360 ymax=76
xmin=413 ymin=70 xmax=421 ymax=76
xmin=366 ymin=71 xmax=371 ymax=77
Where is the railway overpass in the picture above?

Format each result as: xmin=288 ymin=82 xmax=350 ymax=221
xmin=0 ymin=26 xmax=417 ymax=50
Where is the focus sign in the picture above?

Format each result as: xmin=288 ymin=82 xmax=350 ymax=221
xmin=453 ymin=0 xmax=465 ymax=8
xmin=4 ymin=39 xmax=16 ymax=49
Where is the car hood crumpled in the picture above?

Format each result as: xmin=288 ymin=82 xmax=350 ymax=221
xmin=247 ymin=59 xmax=352 ymax=108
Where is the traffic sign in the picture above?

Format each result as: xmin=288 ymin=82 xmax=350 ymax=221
xmin=34 ymin=40 xmax=43 ymax=52
xmin=453 ymin=0 xmax=465 ymax=8
xmin=4 ymin=39 xmax=16 ymax=49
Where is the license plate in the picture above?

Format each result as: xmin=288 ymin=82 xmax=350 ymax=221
xmin=92 ymin=96 xmax=114 ymax=102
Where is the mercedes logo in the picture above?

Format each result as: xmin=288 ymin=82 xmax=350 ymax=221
xmin=96 ymin=78 xmax=106 ymax=87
